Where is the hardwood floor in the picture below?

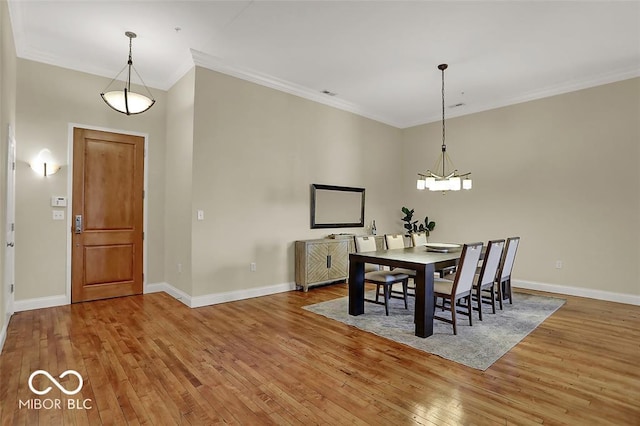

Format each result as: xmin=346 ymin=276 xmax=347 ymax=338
xmin=1 ymin=284 xmax=639 ymax=425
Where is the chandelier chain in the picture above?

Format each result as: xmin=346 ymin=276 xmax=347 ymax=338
xmin=441 ymin=66 xmax=445 ymax=150
xmin=127 ymin=36 xmax=133 ymax=91
xmin=415 ymin=63 xmax=471 ymax=191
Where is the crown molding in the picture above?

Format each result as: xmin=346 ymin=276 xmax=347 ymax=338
xmin=8 ymin=0 xmax=639 ymax=130
xmin=190 ymin=49 xmax=403 ymax=128
xmin=401 ymin=66 xmax=640 ymax=129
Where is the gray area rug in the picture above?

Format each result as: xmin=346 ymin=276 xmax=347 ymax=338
xmin=303 ymin=291 xmax=565 ymax=370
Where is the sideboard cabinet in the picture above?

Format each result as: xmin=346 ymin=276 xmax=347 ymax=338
xmin=294 ymin=236 xmax=385 ymax=291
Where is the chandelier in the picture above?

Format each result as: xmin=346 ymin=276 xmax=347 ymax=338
xmin=101 ymin=32 xmax=155 ymax=115
xmin=417 ymin=64 xmax=472 ymax=192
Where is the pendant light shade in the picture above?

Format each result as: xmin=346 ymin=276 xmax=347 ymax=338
xmin=416 ymin=64 xmax=472 ymax=192
xmin=101 ymin=32 xmax=155 ymax=115
xmin=101 ymin=89 xmax=154 ymax=115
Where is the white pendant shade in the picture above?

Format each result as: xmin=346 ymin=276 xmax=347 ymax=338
xmin=425 ymin=177 xmax=436 ymax=189
xmin=449 ymin=176 xmax=461 ymax=191
xmin=101 ymin=89 xmax=155 ymax=115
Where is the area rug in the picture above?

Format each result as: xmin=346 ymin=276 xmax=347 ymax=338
xmin=303 ymin=291 xmax=565 ymax=370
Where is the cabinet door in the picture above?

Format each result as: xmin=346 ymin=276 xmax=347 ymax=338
xmin=306 ymin=243 xmax=329 ymax=283
xmin=327 ymin=240 xmax=349 ymax=279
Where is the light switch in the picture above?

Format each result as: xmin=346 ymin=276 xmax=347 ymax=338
xmin=53 ymin=210 xmax=65 ymax=220
xmin=197 ymin=210 xmax=204 ymax=221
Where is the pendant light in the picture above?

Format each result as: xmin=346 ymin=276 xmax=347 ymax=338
xmin=417 ymin=64 xmax=472 ymax=192
xmin=101 ymin=31 xmax=155 ymax=115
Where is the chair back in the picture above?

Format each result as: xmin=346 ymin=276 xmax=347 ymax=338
xmin=451 ymin=242 xmax=483 ymax=295
xmin=499 ymin=237 xmax=520 ymax=281
xmin=477 ymin=239 xmax=505 ymax=287
xmin=354 ymin=235 xmax=377 ymax=253
xmin=384 ymin=234 xmax=405 ymax=250
xmin=411 ymin=232 xmax=427 ymax=247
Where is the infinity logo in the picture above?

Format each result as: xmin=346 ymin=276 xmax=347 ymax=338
xmin=28 ymin=370 xmax=84 ymax=396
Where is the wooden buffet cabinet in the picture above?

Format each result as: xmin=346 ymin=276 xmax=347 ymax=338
xmin=294 ymin=235 xmax=385 ymax=291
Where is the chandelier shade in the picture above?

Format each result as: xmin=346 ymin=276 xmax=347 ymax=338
xmin=100 ymin=31 xmax=155 ymax=115
xmin=417 ymin=64 xmax=472 ymax=192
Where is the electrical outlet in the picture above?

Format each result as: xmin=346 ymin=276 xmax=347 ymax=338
xmin=555 ymin=260 xmax=563 ymax=269
xmin=197 ymin=210 xmax=204 ymax=221
xmin=250 ymin=262 xmax=257 ymax=272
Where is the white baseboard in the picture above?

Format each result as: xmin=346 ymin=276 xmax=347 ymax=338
xmin=9 ymin=281 xmax=296 ymax=314
xmin=0 ymin=312 xmax=9 ymax=355
xmin=9 ymin=279 xmax=635 ymax=320
xmin=13 ymin=294 xmax=68 ymax=312
xmin=147 ymin=281 xmax=296 ymax=308
xmin=514 ymin=280 xmax=640 ymax=306
xmin=145 ymin=282 xmax=192 ymax=307
xmin=190 ymin=282 xmax=296 ymax=308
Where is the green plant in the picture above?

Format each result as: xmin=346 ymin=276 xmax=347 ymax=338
xmin=401 ymin=206 xmax=436 ymax=237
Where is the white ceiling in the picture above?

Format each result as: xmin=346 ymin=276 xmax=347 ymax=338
xmin=8 ymin=1 xmax=640 ymax=128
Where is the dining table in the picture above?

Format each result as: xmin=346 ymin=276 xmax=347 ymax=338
xmin=348 ymin=246 xmax=463 ymax=338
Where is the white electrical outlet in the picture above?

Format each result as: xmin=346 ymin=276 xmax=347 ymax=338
xmin=52 ymin=210 xmax=65 ymax=220
xmin=250 ymin=262 xmax=257 ymax=272
xmin=555 ymin=260 xmax=563 ymax=269
xmin=197 ymin=210 xmax=204 ymax=221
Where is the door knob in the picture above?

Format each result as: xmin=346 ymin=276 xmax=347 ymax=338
xmin=6 ymin=242 xmax=14 ymax=247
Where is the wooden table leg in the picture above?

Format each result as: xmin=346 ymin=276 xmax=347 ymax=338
xmin=348 ymin=259 xmax=365 ymax=316
xmin=414 ymin=264 xmax=435 ymax=338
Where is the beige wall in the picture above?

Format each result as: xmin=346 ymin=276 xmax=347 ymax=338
xmin=402 ymin=78 xmax=640 ymax=296
xmin=4 ymin=27 xmax=639 ymax=311
xmin=186 ymin=67 xmax=403 ymax=296
xmin=164 ymin=68 xmax=195 ymax=295
xmin=14 ymin=59 xmax=167 ymax=301
xmin=1 ymin=0 xmax=17 ymax=340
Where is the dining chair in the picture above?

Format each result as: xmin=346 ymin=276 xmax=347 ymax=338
xmin=433 ymin=242 xmax=483 ymax=335
xmin=353 ymin=235 xmax=409 ymax=316
xmin=411 ymin=232 xmax=427 ymax=247
xmin=472 ymin=239 xmax=505 ymax=321
xmin=496 ymin=236 xmax=520 ymax=309
xmin=384 ymin=234 xmax=417 ymax=295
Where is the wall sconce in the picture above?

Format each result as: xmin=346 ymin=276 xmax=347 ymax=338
xmin=31 ymin=149 xmax=61 ymax=177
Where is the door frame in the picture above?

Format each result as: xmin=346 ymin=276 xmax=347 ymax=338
xmin=65 ymin=123 xmax=149 ymax=304
xmin=4 ymin=124 xmax=16 ymax=318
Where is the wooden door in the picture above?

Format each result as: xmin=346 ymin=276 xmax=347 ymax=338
xmin=71 ymin=128 xmax=144 ymax=303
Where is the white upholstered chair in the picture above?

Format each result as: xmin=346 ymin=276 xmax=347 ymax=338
xmin=496 ymin=237 xmax=520 ymax=309
xmin=433 ymin=242 xmax=483 ymax=335
xmin=384 ymin=234 xmax=417 ymax=295
xmin=384 ymin=234 xmax=416 ymax=277
xmin=473 ymin=239 xmax=505 ymax=321
xmin=411 ymin=232 xmax=427 ymax=247
xmin=354 ymin=235 xmax=409 ymax=316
